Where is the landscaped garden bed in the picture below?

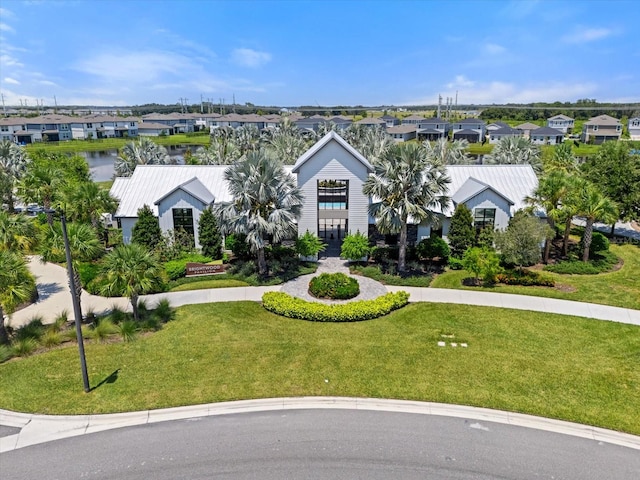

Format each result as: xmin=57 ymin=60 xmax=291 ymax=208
xmin=309 ymin=273 xmax=360 ymax=300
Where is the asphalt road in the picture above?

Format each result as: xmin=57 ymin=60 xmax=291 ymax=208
xmin=1 ymin=410 xmax=638 ymax=480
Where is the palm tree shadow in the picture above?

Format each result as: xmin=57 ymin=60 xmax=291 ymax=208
xmin=36 ymin=282 xmax=64 ymax=301
xmin=90 ymin=369 xmax=120 ymax=392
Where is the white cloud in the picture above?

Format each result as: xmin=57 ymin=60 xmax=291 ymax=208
xmin=3 ymin=77 xmax=20 ymax=85
xmin=0 ymin=7 xmax=15 ymax=18
xmin=562 ymin=28 xmax=613 ymax=44
xmin=484 ymin=43 xmax=506 ymax=55
xmin=231 ymin=48 xmax=272 ymax=68
xmin=405 ymin=77 xmax=598 ymax=105
xmin=37 ymin=79 xmax=58 ymax=86
xmin=0 ymin=53 xmax=23 ymax=67
xmin=0 ymin=22 xmax=15 ymax=33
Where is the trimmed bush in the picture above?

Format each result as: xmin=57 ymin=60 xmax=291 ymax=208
xmin=416 ymin=237 xmax=450 ymax=263
xmin=497 ymin=269 xmax=555 ymax=287
xmin=309 ymin=273 xmax=360 ymax=299
xmin=262 ymin=291 xmax=410 ymax=322
xmin=164 ymin=254 xmax=212 ymax=281
xmin=580 ymin=231 xmax=610 ymax=258
xmin=350 ymin=265 xmax=432 ymax=287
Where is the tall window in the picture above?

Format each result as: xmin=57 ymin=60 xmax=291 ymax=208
xmin=172 ymin=208 xmax=194 ymax=235
xmin=318 ymin=179 xmax=348 ymax=210
xmin=474 ymin=208 xmax=495 ymax=231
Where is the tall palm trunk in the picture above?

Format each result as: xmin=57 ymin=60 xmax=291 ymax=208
xmin=543 ymin=218 xmax=554 ymax=263
xmin=398 ymin=223 xmax=408 ymax=272
xmin=562 ymin=217 xmax=572 ymax=257
xmin=257 ymin=248 xmax=268 ymax=276
xmin=131 ymin=293 xmax=139 ymax=321
xmin=0 ymin=306 xmax=9 ymax=345
xmin=582 ymin=218 xmax=594 ymax=262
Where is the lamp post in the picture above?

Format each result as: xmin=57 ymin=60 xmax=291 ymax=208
xmin=47 ymin=209 xmax=90 ymax=392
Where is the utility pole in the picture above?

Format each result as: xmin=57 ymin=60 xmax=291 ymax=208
xmin=200 ymin=94 xmax=204 ymax=114
xmin=232 ymin=93 xmax=236 ymax=113
xmin=1 ymin=93 xmax=6 ymax=117
xmin=53 ymin=95 xmax=58 ymax=113
xmin=437 ymin=94 xmax=442 ymax=118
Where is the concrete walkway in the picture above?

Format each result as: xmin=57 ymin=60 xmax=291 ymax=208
xmin=2 ymin=398 xmax=639 ymax=453
xmin=7 ymin=256 xmax=640 ymax=328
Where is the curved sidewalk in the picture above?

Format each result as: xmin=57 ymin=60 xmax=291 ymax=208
xmin=8 ymin=258 xmax=640 ymax=328
xmin=2 ymin=397 xmax=639 ymax=453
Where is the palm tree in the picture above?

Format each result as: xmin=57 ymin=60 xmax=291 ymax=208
xmin=115 ymin=137 xmax=171 ymax=177
xmin=16 ymin=159 xmax=59 ymax=225
xmin=215 ymin=149 xmax=304 ymax=275
xmin=0 ymin=211 xmax=37 ymax=253
xmin=424 ymin=138 xmax=471 ymax=165
xmin=484 ymin=136 xmax=542 ymax=173
xmin=234 ymin=125 xmax=261 ymax=156
xmin=64 ymin=181 xmax=118 ymax=228
xmin=0 ymin=250 xmax=35 ymax=345
xmin=363 ymin=143 xmax=450 ymax=272
xmin=566 ymin=179 xmax=618 ymax=262
xmin=342 ymin=124 xmax=393 ymax=164
xmin=39 ymin=222 xmax=103 ymax=313
xmin=99 ymin=243 xmax=164 ymax=321
xmin=543 ymin=142 xmax=578 ymax=174
xmin=267 ymin=132 xmax=309 ymax=165
xmin=525 ymin=170 xmax=570 ymax=263
xmin=0 ymin=140 xmax=30 ymax=213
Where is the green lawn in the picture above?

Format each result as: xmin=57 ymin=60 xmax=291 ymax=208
xmin=432 ymin=244 xmax=640 ymax=310
xmin=25 ymin=134 xmax=210 ymax=154
xmin=169 ymin=278 xmax=249 ymax=291
xmin=1 ymin=302 xmax=639 ymax=434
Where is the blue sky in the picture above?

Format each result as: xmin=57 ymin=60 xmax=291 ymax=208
xmin=1 ymin=0 xmax=638 ymax=107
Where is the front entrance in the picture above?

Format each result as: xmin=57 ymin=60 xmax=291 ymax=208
xmin=318 ymin=218 xmax=347 ymax=257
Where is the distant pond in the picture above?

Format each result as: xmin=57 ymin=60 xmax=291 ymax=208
xmin=79 ymin=145 xmax=190 ymax=182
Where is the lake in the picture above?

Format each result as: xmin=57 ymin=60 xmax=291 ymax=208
xmin=80 ymin=146 xmax=190 ymax=182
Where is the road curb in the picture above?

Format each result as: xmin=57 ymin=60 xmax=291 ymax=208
xmin=2 ymin=397 xmax=639 ymax=453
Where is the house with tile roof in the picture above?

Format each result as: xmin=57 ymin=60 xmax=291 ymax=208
xmin=110 ymin=132 xmax=538 ymax=249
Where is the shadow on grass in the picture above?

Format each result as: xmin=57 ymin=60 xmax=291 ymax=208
xmin=91 ymin=369 xmax=120 ymax=392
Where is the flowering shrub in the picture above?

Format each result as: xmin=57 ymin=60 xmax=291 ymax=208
xmin=262 ymin=291 xmax=410 ymax=322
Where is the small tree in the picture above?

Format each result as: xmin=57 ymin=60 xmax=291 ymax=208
xmin=416 ymin=237 xmax=450 ymax=263
xmin=462 ymin=247 xmax=502 ymax=285
xmin=476 ymin=227 xmax=495 ymax=250
xmin=131 ymin=205 xmax=162 ymax=250
xmin=296 ymin=230 xmax=326 ymax=259
xmin=340 ymin=231 xmax=370 ymax=262
xmin=495 ymin=211 xmax=552 ymax=269
xmin=448 ymin=204 xmax=475 ymax=258
xmin=198 ymin=206 xmax=222 ymax=260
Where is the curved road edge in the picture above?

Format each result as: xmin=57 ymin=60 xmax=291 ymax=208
xmin=2 ymin=397 xmax=639 ymax=453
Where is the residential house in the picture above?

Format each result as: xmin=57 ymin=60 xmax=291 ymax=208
xmin=111 ymin=132 xmax=538 ymax=250
xmin=581 ymin=114 xmax=622 ymax=144
xmin=137 ymin=122 xmax=174 ymax=137
xmin=0 ymin=117 xmax=28 ymax=143
xmin=387 ymin=124 xmax=417 ymax=142
xmin=141 ymin=113 xmax=197 ymax=133
xmin=452 ymin=118 xmax=486 ymax=143
xmin=401 ymin=114 xmax=425 ymax=125
xmin=488 ymin=126 xmax=523 ymax=144
xmin=416 ymin=117 xmax=450 ymax=141
xmin=529 ymin=126 xmax=564 ymax=145
xmin=381 ymin=114 xmax=400 ymax=128
xmin=547 ymin=114 xmax=574 ymax=134
xmin=628 ymin=117 xmax=640 ymax=141
xmin=515 ymin=122 xmax=540 ymax=139
xmin=486 ymin=121 xmax=510 ymax=133
xmin=354 ymin=117 xmax=387 ymax=128
xmin=295 ymin=115 xmax=329 ymax=133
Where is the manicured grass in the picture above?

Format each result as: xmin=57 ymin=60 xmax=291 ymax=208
xmin=467 ymin=143 xmax=493 ymax=155
xmin=1 ymin=302 xmax=638 ymax=434
xmin=96 ymin=180 xmax=114 ymax=190
xmin=25 ymin=134 xmax=210 ymax=154
xmin=432 ymin=244 xmax=640 ymax=310
xmin=169 ymin=279 xmax=249 ymax=291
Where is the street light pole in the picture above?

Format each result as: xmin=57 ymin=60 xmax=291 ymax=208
xmin=60 ymin=212 xmax=91 ymax=393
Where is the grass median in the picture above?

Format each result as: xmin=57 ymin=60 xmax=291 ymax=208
xmin=1 ymin=301 xmax=638 ymax=434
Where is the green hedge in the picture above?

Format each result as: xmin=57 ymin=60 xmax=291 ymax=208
xmin=164 ymin=254 xmax=212 ymax=280
xmin=543 ymin=250 xmax=619 ymax=275
xmin=309 ymin=273 xmax=360 ymax=299
xmin=262 ymin=291 xmax=410 ymax=322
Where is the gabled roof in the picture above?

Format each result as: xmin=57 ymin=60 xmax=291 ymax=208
xmin=387 ymin=124 xmax=416 ymax=134
xmin=138 ymin=122 xmax=173 ymax=130
xmin=453 ymin=129 xmax=482 ymax=135
xmin=584 ymin=114 xmax=621 ymax=126
xmin=487 ymin=121 xmax=510 ymax=129
xmin=491 ymin=126 xmax=522 ymax=135
xmin=515 ymin=122 xmax=540 ymax=130
xmin=110 ymin=177 xmax=131 ymax=200
xmin=355 ymin=117 xmax=386 ymax=125
xmin=403 ymin=114 xmax=425 ymax=121
xmin=451 ymin=176 xmax=515 ymax=207
xmin=292 ymin=131 xmax=374 ymax=174
xmin=444 ymin=165 xmax=537 ymax=216
xmin=419 ymin=117 xmax=448 ymax=124
xmin=530 ymin=126 xmax=564 ymax=136
xmin=154 ymin=177 xmax=215 ymax=206
xmin=548 ymin=114 xmax=573 ymax=121
xmin=455 ymin=118 xmax=486 ymax=125
xmin=381 ymin=114 xmax=397 ymax=120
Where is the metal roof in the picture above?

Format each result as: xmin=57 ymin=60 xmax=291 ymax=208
xmin=292 ymin=131 xmax=373 ymax=173
xmin=154 ymin=177 xmax=215 ymax=206
xmin=451 ymin=176 xmax=514 ymax=207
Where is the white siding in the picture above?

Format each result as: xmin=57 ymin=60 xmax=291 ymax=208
xmin=296 ymin=139 xmax=371 ymax=237
xmin=464 ymin=190 xmax=512 ymax=231
xmin=157 ymin=189 xmax=208 ymax=248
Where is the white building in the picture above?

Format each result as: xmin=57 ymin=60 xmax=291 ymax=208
xmin=110 ymin=132 xmax=538 ymax=248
